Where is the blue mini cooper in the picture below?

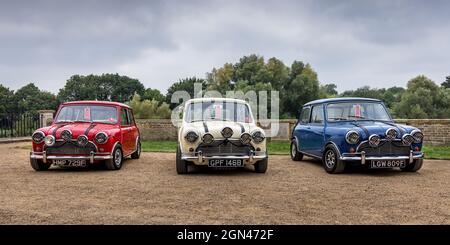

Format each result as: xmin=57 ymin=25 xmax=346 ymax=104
xmin=290 ymin=97 xmax=424 ymax=174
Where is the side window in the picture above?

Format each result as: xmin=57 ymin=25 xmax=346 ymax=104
xmin=120 ymin=108 xmax=129 ymax=126
xmin=311 ymin=105 xmax=324 ymax=124
xmin=299 ymin=107 xmax=311 ymax=124
xmin=127 ymin=109 xmax=135 ymax=125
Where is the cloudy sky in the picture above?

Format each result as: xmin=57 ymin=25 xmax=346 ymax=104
xmin=0 ymin=0 xmax=449 ymax=94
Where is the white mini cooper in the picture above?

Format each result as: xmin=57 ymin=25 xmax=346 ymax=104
xmin=176 ymin=98 xmax=268 ymax=174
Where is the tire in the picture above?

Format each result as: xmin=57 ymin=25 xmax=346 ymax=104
xmin=176 ymin=145 xmax=188 ymax=174
xmin=105 ymin=145 xmax=123 ymax=170
xmin=30 ymin=158 xmax=50 ymax=171
xmin=322 ymin=145 xmax=345 ymax=174
xmin=254 ymin=157 xmax=268 ymax=173
xmin=131 ymin=140 xmax=141 ymax=159
xmin=401 ymin=158 xmax=423 ymax=172
xmin=290 ymin=139 xmax=303 ymax=161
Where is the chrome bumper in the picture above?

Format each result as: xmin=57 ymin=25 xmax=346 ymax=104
xmin=181 ymin=150 xmax=267 ymax=165
xmin=30 ymin=151 xmax=112 ymax=164
xmin=340 ymin=150 xmax=424 ymax=164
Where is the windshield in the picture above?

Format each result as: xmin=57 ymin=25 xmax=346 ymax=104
xmin=55 ymin=105 xmax=118 ymax=124
xmin=327 ymin=102 xmax=391 ymax=122
xmin=185 ymin=101 xmax=253 ymax=123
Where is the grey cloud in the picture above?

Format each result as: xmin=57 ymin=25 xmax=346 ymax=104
xmin=0 ymin=0 xmax=449 ymax=93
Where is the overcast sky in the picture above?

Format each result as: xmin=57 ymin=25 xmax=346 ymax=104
xmin=0 ymin=0 xmax=449 ymax=94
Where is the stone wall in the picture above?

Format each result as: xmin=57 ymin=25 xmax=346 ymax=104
xmin=136 ymin=119 xmax=450 ymax=146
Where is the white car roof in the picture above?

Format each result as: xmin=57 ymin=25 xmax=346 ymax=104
xmin=186 ymin=98 xmax=248 ymax=104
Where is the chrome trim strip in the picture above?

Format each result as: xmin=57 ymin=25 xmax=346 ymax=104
xmin=110 ymin=141 xmax=120 ymax=156
xmin=95 ymin=131 xmax=109 ymax=144
xmin=299 ymin=150 xmax=322 ymax=159
xmin=32 ymin=130 xmax=45 ymax=144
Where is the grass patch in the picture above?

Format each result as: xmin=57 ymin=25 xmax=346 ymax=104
xmin=422 ymin=145 xmax=450 ymax=160
xmin=141 ymin=140 xmax=177 ymax=152
xmin=141 ymin=140 xmax=450 ymax=160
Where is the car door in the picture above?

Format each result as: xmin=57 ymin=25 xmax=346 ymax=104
xmin=127 ymin=108 xmax=139 ymax=153
xmin=120 ymin=107 xmax=133 ymax=155
xmin=306 ymin=104 xmax=325 ymax=157
xmin=296 ymin=106 xmax=312 ymax=153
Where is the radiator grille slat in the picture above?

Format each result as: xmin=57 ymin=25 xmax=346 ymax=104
xmin=358 ymin=141 xmax=410 ymax=156
xmin=196 ymin=140 xmax=253 ymax=156
xmin=44 ymin=141 xmax=97 ymax=155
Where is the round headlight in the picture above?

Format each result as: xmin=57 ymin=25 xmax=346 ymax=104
xmin=345 ymin=130 xmax=360 ymax=144
xmin=185 ymin=131 xmax=199 ymax=143
xmin=77 ymin=135 xmax=89 ymax=147
xmin=252 ymin=131 xmax=265 ymax=143
xmin=402 ymin=134 xmax=415 ymax=146
xmin=368 ymin=134 xmax=381 ymax=147
xmin=60 ymin=129 xmax=72 ymax=141
xmin=221 ymin=127 xmax=233 ymax=138
xmin=202 ymin=133 xmax=214 ymax=144
xmin=385 ymin=128 xmax=398 ymax=140
xmin=44 ymin=135 xmax=55 ymax=146
xmin=411 ymin=130 xmax=423 ymax=143
xmin=32 ymin=131 xmax=45 ymax=143
xmin=95 ymin=132 xmax=109 ymax=144
xmin=240 ymin=133 xmax=252 ymax=144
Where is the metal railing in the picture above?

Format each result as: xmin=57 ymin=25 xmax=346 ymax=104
xmin=0 ymin=113 xmax=40 ymax=138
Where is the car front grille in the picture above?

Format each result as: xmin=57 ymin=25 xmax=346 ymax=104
xmin=357 ymin=140 xmax=410 ymax=156
xmin=196 ymin=140 xmax=254 ymax=156
xmin=44 ymin=141 xmax=97 ymax=155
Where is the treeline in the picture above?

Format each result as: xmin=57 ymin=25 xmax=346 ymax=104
xmin=1 ymin=54 xmax=449 ymax=119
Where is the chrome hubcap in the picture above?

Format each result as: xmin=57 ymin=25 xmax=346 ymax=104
xmin=114 ymin=149 xmax=122 ymax=167
xmin=325 ymin=150 xmax=336 ymax=168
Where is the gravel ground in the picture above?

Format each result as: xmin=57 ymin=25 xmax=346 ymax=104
xmin=0 ymin=142 xmax=449 ymax=224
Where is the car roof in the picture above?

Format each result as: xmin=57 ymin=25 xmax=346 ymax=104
xmin=62 ymin=100 xmax=131 ymax=108
xmin=186 ymin=97 xmax=248 ymax=104
xmin=304 ymin=97 xmax=382 ymax=106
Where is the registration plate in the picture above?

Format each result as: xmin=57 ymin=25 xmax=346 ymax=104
xmin=370 ymin=160 xmax=406 ymax=169
xmin=208 ymin=159 xmax=244 ymax=167
xmin=53 ymin=159 xmax=87 ymax=167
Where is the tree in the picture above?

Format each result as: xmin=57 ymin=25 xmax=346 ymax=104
xmin=394 ymin=75 xmax=449 ymax=118
xmin=0 ymin=85 xmax=15 ymax=115
xmin=129 ymin=94 xmax=171 ymax=119
xmin=320 ymin=83 xmax=338 ymax=97
xmin=206 ymin=63 xmax=234 ymax=93
xmin=442 ymin=76 xmax=450 ymax=88
xmin=142 ymin=88 xmax=165 ymax=103
xmin=233 ymin=54 xmax=266 ymax=85
xmin=282 ymin=74 xmax=319 ymax=118
xmin=14 ymin=83 xmax=57 ymax=113
xmin=265 ymin=57 xmax=289 ymax=90
xmin=165 ymin=77 xmax=206 ymax=108
xmin=57 ymin=73 xmax=145 ymax=103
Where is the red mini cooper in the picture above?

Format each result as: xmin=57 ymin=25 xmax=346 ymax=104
xmin=30 ymin=101 xmax=141 ymax=171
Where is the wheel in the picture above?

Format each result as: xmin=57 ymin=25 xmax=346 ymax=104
xmin=290 ymin=139 xmax=303 ymax=161
xmin=401 ymin=159 xmax=423 ymax=172
xmin=30 ymin=158 xmax=50 ymax=171
xmin=254 ymin=157 xmax=268 ymax=173
xmin=105 ymin=145 xmax=123 ymax=170
xmin=131 ymin=140 xmax=141 ymax=159
xmin=176 ymin=145 xmax=188 ymax=174
xmin=322 ymin=145 xmax=345 ymax=174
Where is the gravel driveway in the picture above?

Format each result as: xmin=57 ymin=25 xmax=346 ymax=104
xmin=0 ymin=142 xmax=449 ymax=224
